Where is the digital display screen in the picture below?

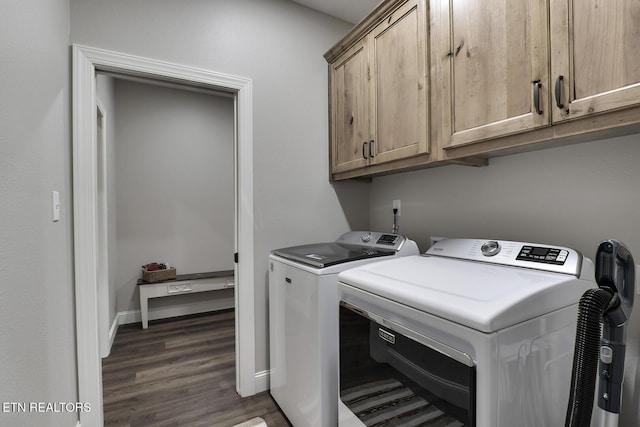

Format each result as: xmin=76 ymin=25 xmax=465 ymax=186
xmin=516 ymin=245 xmax=567 ymax=265
xmin=377 ymin=234 xmax=398 ymax=246
xmin=531 ymin=247 xmax=548 ymax=256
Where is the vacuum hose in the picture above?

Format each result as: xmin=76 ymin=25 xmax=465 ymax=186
xmin=565 ymin=288 xmax=614 ymax=427
xmin=565 ymin=240 xmax=635 ymax=427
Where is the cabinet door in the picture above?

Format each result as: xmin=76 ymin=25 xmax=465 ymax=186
xmin=330 ymin=40 xmax=370 ymax=174
xmin=370 ymin=0 xmax=428 ymax=164
xmin=551 ymin=0 xmax=640 ymax=123
xmin=445 ymin=0 xmax=550 ymax=147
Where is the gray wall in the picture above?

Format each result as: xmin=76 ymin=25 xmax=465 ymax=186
xmin=369 ymin=134 xmax=640 ymax=422
xmin=3 ymin=1 xmax=638 ymax=424
xmin=113 ymin=79 xmax=235 ymax=313
xmin=0 ymin=0 xmax=78 ymax=426
xmin=70 ymin=0 xmax=370 ymax=374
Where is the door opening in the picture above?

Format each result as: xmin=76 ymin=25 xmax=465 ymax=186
xmin=72 ymin=45 xmax=256 ymax=427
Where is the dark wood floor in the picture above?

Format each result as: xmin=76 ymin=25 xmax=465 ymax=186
xmin=102 ymin=310 xmax=291 ymax=427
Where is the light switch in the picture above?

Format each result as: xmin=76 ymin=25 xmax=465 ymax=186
xmin=52 ymin=191 xmax=60 ymax=222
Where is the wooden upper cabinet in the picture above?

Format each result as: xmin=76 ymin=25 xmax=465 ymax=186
xmin=330 ymin=40 xmax=370 ymax=174
xmin=438 ymin=0 xmax=550 ymax=148
xmin=326 ymin=0 xmax=428 ymax=178
xmin=550 ymin=0 xmax=640 ymax=123
xmin=370 ymin=0 xmax=428 ymax=164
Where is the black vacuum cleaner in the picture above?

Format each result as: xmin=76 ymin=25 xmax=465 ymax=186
xmin=565 ymin=240 xmax=635 ymax=427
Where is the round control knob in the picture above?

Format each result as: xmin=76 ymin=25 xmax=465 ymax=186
xmin=481 ymin=241 xmax=501 ymax=257
xmin=361 ymin=232 xmax=373 ymax=243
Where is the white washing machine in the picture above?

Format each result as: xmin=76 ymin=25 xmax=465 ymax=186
xmin=337 ymin=238 xmax=597 ymax=427
xmin=269 ymin=231 xmax=419 ymax=427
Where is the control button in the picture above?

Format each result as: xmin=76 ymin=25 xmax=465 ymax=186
xmin=481 ymin=241 xmax=501 ymax=257
xmin=560 ymin=250 xmax=568 ymax=255
xmin=361 ymin=232 xmax=372 ymax=243
xmin=600 ymin=346 xmax=614 ymax=364
xmin=557 ymin=255 xmax=566 ymax=262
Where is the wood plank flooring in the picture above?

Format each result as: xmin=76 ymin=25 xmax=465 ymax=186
xmin=102 ymin=310 xmax=291 ymax=427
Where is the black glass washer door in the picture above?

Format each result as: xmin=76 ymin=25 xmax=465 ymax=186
xmin=340 ymin=305 xmax=475 ymax=426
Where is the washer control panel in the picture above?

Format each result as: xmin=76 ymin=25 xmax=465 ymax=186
xmin=337 ymin=231 xmax=406 ymax=251
xmin=516 ymin=246 xmax=569 ymax=265
xmin=360 ymin=232 xmax=400 ymax=246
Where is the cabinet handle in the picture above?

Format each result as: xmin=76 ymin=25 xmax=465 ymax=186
xmin=555 ymin=75 xmax=564 ymax=109
xmin=369 ymin=140 xmax=375 ymax=158
xmin=362 ymin=141 xmax=368 ymax=159
xmin=533 ymin=80 xmax=543 ymax=115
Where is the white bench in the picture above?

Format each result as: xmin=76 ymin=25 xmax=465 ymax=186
xmin=137 ymin=270 xmax=235 ymax=329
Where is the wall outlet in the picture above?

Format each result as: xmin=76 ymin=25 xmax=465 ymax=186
xmin=393 ymin=199 xmax=401 ymax=216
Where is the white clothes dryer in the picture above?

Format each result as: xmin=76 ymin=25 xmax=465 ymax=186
xmin=337 ymin=238 xmax=596 ymax=427
xmin=269 ymin=231 xmax=419 ymax=427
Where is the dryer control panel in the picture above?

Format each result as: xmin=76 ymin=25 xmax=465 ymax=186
xmin=426 ymin=238 xmax=585 ymax=277
xmin=516 ymin=246 xmax=569 ymax=265
xmin=338 ymin=231 xmax=406 ymax=251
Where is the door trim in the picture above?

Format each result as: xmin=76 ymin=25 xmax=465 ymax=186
xmin=72 ymin=44 xmax=256 ymax=427
xmin=95 ymin=97 xmax=110 ymax=359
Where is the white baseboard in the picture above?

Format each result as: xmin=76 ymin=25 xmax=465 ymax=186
xmin=108 ymin=315 xmax=119 ymax=348
xmin=254 ymin=369 xmax=270 ymax=394
xmin=117 ymin=297 xmax=235 ymax=326
xmin=100 ymin=315 xmax=120 ymax=358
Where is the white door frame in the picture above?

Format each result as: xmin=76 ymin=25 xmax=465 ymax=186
xmin=95 ymin=98 xmax=111 ymax=359
xmin=72 ymin=44 xmax=256 ymax=427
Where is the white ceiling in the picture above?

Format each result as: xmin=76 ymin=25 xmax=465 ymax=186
xmin=290 ymin=0 xmax=381 ymax=24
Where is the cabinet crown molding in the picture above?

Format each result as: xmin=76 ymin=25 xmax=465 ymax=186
xmin=324 ymin=0 xmax=409 ymax=63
